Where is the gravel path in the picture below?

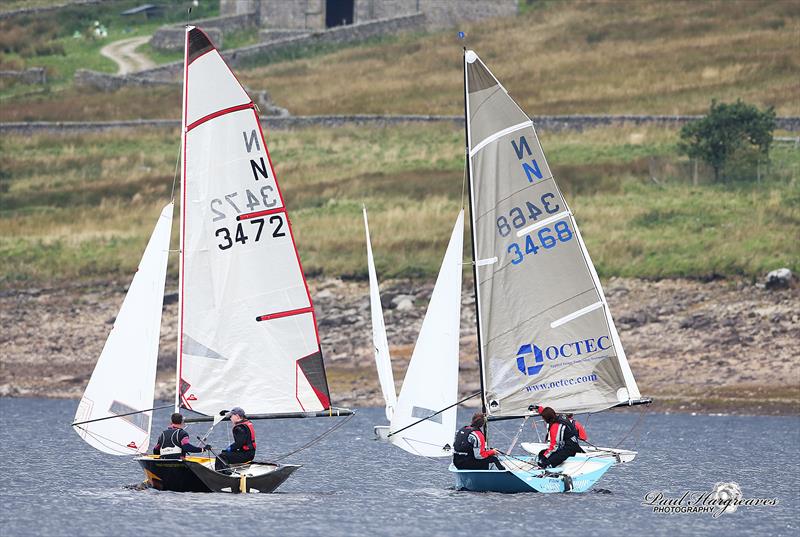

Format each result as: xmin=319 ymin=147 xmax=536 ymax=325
xmin=100 ymin=36 xmax=154 ymax=75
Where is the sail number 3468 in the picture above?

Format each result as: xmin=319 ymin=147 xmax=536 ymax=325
xmin=507 ymin=221 xmax=573 ymax=265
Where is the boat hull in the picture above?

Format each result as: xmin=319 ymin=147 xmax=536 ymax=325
xmin=449 ymin=455 xmax=614 ymax=493
xmin=184 ymin=459 xmax=300 ymax=493
xmin=137 ymin=455 xmax=213 ymax=492
xmin=136 ymin=456 xmax=300 ymax=493
xmin=373 ymin=425 xmax=390 ymax=441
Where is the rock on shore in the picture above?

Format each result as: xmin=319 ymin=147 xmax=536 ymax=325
xmin=1 ymin=277 xmax=797 ymax=414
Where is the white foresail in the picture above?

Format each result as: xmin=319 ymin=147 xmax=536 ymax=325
xmin=464 ymin=50 xmax=640 ymax=415
xmin=389 ymin=211 xmax=464 ymax=457
xmin=73 ymin=203 xmax=173 ymax=455
xmin=363 ymin=207 xmax=397 ymax=421
xmin=177 ymin=28 xmax=331 ymax=416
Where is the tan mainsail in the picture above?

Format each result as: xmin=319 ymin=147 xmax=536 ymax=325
xmin=464 ymin=50 xmax=640 ymax=415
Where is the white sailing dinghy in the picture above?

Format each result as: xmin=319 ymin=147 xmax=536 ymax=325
xmin=365 ymin=207 xmax=464 ymax=457
xmin=72 ymin=26 xmax=352 ymax=493
xmin=447 ymin=49 xmax=650 ymax=493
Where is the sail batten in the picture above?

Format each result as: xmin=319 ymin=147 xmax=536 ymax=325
xmin=464 ymin=50 xmax=640 ymax=415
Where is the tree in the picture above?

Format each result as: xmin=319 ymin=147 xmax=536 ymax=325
xmin=678 ymin=100 xmax=776 ymax=182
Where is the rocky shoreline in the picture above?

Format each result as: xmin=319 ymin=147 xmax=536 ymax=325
xmin=1 ymin=277 xmax=797 ymax=415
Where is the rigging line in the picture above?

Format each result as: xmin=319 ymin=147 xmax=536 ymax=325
xmin=169 ymin=143 xmax=181 ymax=203
xmin=71 ymin=404 xmax=173 ymax=427
xmin=268 ymin=412 xmax=355 ymax=462
xmin=612 ymin=402 xmax=650 ymax=449
xmin=386 ymin=391 xmax=481 ymax=439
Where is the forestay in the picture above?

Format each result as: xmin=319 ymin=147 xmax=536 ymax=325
xmin=177 ymin=27 xmax=331 ymax=416
xmin=363 ymin=207 xmax=397 ymax=421
xmin=73 ymin=202 xmax=173 ymax=455
xmin=464 ymin=50 xmax=640 ymax=415
xmin=389 ymin=211 xmax=464 ymax=457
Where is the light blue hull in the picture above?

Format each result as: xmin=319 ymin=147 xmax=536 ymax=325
xmin=449 ymin=455 xmax=615 ymax=494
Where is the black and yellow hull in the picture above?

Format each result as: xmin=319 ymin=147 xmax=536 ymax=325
xmin=137 ymin=455 xmax=214 ymax=492
xmin=135 ymin=455 xmax=300 ymax=493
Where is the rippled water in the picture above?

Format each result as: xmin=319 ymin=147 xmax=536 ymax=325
xmin=0 ymin=398 xmax=797 ymax=536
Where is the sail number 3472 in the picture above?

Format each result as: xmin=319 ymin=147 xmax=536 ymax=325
xmin=215 ymin=217 xmax=285 ymax=251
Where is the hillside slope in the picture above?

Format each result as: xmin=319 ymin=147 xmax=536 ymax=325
xmin=0 ymin=0 xmax=797 ymax=121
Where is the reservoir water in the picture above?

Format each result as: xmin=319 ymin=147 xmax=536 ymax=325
xmin=0 ymin=398 xmax=797 ymax=536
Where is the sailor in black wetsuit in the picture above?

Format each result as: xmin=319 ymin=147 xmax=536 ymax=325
xmin=153 ymin=413 xmax=207 ymax=459
xmin=215 ymin=407 xmax=257 ymax=470
xmin=452 ymin=412 xmax=505 ymax=470
xmin=536 ymin=406 xmax=584 ymax=468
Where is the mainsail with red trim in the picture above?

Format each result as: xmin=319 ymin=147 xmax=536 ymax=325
xmin=176 ymin=27 xmax=331 ymax=416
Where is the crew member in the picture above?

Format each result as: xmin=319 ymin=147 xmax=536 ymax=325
xmin=452 ymin=412 xmax=505 ymax=470
xmin=535 ymin=406 xmax=583 ymax=468
xmin=153 ymin=412 xmax=207 ymax=459
xmin=215 ymin=407 xmax=257 ymax=470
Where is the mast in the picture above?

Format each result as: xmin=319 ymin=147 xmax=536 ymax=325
xmin=462 ymin=49 xmax=488 ymax=428
xmin=174 ymin=25 xmax=190 ymax=412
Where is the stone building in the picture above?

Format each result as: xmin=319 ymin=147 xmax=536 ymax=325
xmin=220 ymin=0 xmax=518 ymax=30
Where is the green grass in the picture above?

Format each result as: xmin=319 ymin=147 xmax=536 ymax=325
xmin=0 ymin=0 xmax=217 ymax=98
xmin=1 ymin=0 xmax=797 ymax=119
xmin=1 ymin=123 xmax=797 ymax=288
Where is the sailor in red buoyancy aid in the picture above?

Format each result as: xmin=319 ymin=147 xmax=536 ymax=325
xmin=535 ymin=406 xmax=584 ymax=468
xmin=214 ymin=407 xmax=257 ymax=470
xmin=452 ymin=412 xmax=505 ymax=470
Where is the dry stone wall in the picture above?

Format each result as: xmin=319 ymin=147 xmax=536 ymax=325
xmin=4 ymin=115 xmax=799 ymax=135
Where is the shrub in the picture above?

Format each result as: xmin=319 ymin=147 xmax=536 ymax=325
xmin=678 ymin=100 xmax=776 ymax=182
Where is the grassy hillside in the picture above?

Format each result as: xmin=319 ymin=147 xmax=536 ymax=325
xmin=1 ymin=123 xmax=797 ymax=288
xmin=0 ymin=0 xmax=797 ymax=120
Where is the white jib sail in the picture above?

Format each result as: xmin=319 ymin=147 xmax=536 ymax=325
xmin=73 ymin=202 xmax=173 ymax=455
xmin=389 ymin=210 xmax=464 ymax=457
xmin=363 ymin=207 xmax=397 ymax=421
xmin=177 ymin=27 xmax=331 ymax=416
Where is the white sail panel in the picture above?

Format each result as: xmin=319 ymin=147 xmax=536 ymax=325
xmin=464 ymin=51 xmax=638 ymax=415
xmin=178 ymin=28 xmax=330 ymax=416
xmin=363 ymin=207 xmax=397 ymax=421
xmin=389 ymin=211 xmax=463 ymax=457
xmin=185 ymin=29 xmax=250 ymax=127
xmin=73 ymin=203 xmax=173 ymax=455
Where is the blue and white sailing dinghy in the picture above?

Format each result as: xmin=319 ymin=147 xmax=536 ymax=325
xmin=365 ymin=207 xmax=464 ymax=457
xmin=449 ymin=49 xmax=651 ymax=493
xmin=71 ymin=26 xmax=352 ymax=493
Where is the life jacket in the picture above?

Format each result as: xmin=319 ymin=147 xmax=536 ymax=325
xmin=237 ymin=420 xmax=257 ymax=452
xmin=157 ymin=426 xmax=186 ymax=458
xmin=452 ymin=425 xmax=478 ymax=459
xmin=552 ymin=416 xmax=581 ymax=451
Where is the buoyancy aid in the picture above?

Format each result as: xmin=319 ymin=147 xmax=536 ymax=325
xmin=235 ymin=419 xmax=257 ymax=452
xmin=544 ymin=416 xmax=581 ymax=455
xmin=453 ymin=425 xmax=477 ymax=463
xmin=156 ymin=426 xmax=186 ymax=458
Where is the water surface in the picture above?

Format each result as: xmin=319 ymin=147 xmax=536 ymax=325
xmin=0 ymin=398 xmax=797 ymax=536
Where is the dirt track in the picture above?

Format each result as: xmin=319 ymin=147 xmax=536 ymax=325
xmin=100 ymin=36 xmax=154 ymax=75
xmin=1 ymin=277 xmax=797 ymax=415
